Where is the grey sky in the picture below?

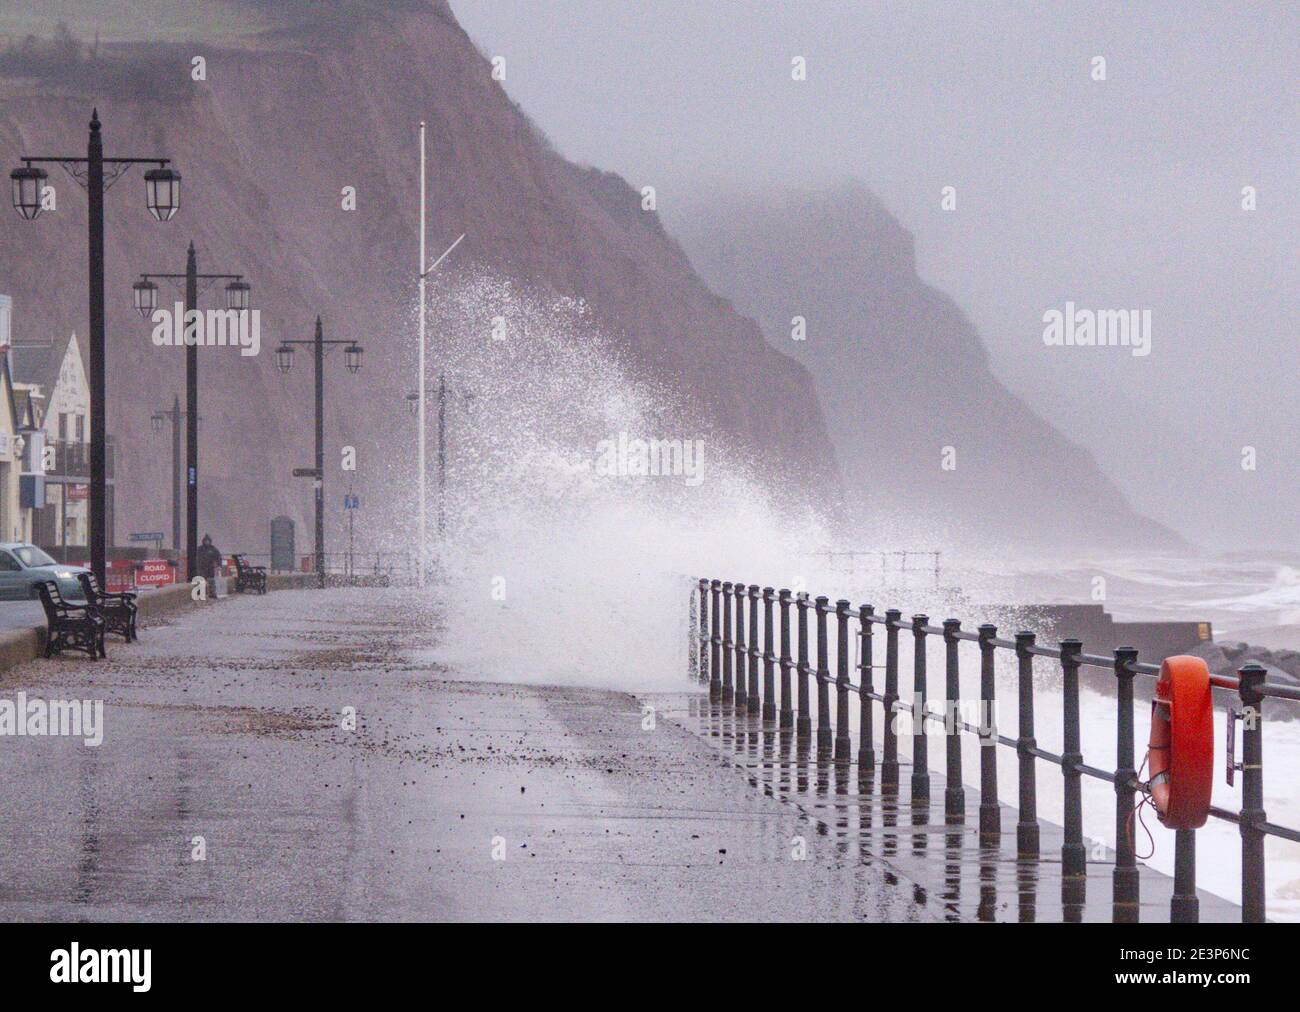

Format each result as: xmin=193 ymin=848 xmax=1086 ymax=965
xmin=453 ymin=0 xmax=1298 ymax=549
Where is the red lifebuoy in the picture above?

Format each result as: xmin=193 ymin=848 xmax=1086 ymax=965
xmin=1147 ymin=655 xmax=1214 ymax=830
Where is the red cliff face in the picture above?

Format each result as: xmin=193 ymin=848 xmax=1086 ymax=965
xmin=0 ymin=1 xmax=838 ymax=552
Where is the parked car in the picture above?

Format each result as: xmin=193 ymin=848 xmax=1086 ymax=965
xmin=0 ymin=543 xmax=89 ymax=601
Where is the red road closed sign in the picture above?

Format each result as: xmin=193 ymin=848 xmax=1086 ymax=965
xmin=137 ymin=559 xmax=176 ymax=588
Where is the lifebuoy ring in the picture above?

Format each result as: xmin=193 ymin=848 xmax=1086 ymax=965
xmin=1147 ymin=655 xmax=1214 ymax=830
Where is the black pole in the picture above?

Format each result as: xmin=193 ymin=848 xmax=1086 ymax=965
xmin=185 ymin=241 xmax=198 ymax=580
xmin=697 ymin=579 xmax=709 ymax=686
xmin=1171 ymin=829 xmax=1198 ymax=923
xmin=858 ymin=605 xmax=875 ymax=773
xmin=1238 ymin=662 xmax=1267 ymax=923
xmin=709 ymin=580 xmax=722 ymax=702
xmin=978 ymin=623 xmax=1000 ymax=843
xmin=778 ymin=590 xmax=793 ymax=731
xmin=762 ymin=588 xmax=776 ymax=723
xmin=835 ymin=600 xmax=851 ymax=765
xmin=1060 ymin=639 xmax=1087 ymax=903
xmin=1015 ymin=630 xmax=1039 ymax=857
xmin=1113 ymin=646 xmax=1140 ymax=921
xmin=943 ymin=619 xmax=965 ymax=823
xmin=746 ymin=585 xmax=760 ymax=717
xmin=912 ymin=614 xmax=931 ymax=803
xmin=814 ymin=596 xmax=832 ymax=758
xmin=314 ymin=316 xmax=325 ymax=589
xmin=171 ymin=394 xmax=181 ymax=556
xmin=881 ymin=609 xmax=901 ymax=792
xmin=733 ymin=581 xmax=747 ymax=713
xmin=795 ymin=593 xmax=811 ymax=742
xmin=87 ymin=110 xmax=107 ymax=588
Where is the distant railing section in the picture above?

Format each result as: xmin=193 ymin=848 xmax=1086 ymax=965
xmin=688 ymin=577 xmax=1300 ymax=923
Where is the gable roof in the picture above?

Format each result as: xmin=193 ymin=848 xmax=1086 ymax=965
xmin=9 ymin=330 xmax=78 ymax=405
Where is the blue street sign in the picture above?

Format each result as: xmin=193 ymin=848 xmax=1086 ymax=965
xmin=130 ymin=532 xmax=165 ymax=543
xmin=343 ymin=493 xmax=360 ymax=510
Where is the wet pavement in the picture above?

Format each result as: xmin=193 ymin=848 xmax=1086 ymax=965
xmin=0 ymin=588 xmax=941 ymax=921
xmin=654 ymin=694 xmax=1242 ymax=922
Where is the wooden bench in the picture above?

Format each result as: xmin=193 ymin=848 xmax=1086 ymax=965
xmin=77 ymin=571 xmax=138 ymax=642
xmin=37 ymin=580 xmax=106 ymax=660
xmin=232 ymin=554 xmax=268 ymax=595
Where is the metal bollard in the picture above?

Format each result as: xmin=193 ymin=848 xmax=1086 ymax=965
xmin=1059 ymin=639 xmax=1086 ymax=897
xmin=943 ymin=619 xmax=964 ymax=823
xmin=795 ymin=593 xmax=812 ymax=741
xmin=835 ymin=600 xmax=852 ymax=765
xmin=1238 ymin=662 xmax=1267 ymax=923
xmin=978 ymin=624 xmax=1000 ymax=843
xmin=815 ymin=596 xmax=832 ymax=758
xmin=778 ymin=590 xmax=794 ymax=731
xmin=721 ymin=582 xmax=734 ymax=703
xmin=1015 ymin=631 xmax=1039 ymax=858
xmin=858 ymin=605 xmax=875 ymax=772
xmin=762 ymin=588 xmax=776 ymax=724
xmin=733 ymin=580 xmax=748 ymax=713
xmin=1112 ymin=646 xmax=1139 ymax=921
xmin=911 ymin=615 xmax=931 ymax=803
xmin=881 ymin=609 xmax=902 ymax=792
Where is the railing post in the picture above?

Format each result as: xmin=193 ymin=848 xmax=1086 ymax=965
xmin=747 ymin=585 xmax=761 ymax=717
xmin=1171 ymin=829 xmax=1198 ymax=923
xmin=978 ymin=624 xmax=1000 ymax=843
xmin=1059 ymin=638 xmax=1086 ymax=898
xmin=911 ymin=615 xmax=931 ymax=804
xmin=762 ymin=588 xmax=776 ymax=724
xmin=709 ymin=580 xmax=722 ymax=701
xmin=689 ymin=581 xmax=699 ymax=681
xmin=778 ymin=590 xmax=793 ymax=731
xmin=881 ymin=609 xmax=902 ymax=792
xmin=1015 ymin=630 xmax=1039 ymax=858
xmin=1238 ymin=662 xmax=1267 ymax=923
xmin=1113 ymin=646 xmax=1140 ymax=921
xmin=858 ymin=605 xmax=875 ymax=772
xmin=942 ymin=619 xmax=964 ymax=823
xmin=721 ymin=582 xmax=734 ymax=703
xmin=696 ymin=578 xmax=709 ymax=685
xmin=796 ymin=593 xmax=811 ymax=742
xmin=815 ymin=597 xmax=832 ymax=758
xmin=835 ymin=600 xmax=852 ymax=765
xmin=733 ymin=580 xmax=748 ymax=713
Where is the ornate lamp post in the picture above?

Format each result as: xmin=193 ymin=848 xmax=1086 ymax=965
xmin=133 ymin=244 xmax=250 ymax=579
xmin=276 ymin=317 xmax=363 ymax=589
xmin=9 ymin=109 xmax=179 ymax=585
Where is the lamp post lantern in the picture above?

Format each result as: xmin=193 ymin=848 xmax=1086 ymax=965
xmin=9 ymin=109 xmax=179 ymax=586
xmin=134 ymin=245 xmax=250 ymax=580
xmin=277 ymin=317 xmax=363 ymax=589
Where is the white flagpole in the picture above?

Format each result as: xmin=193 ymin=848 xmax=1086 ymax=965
xmin=417 ymin=121 xmax=427 ymax=587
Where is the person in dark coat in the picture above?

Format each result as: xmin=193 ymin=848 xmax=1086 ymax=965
xmin=197 ymin=534 xmax=222 ymax=583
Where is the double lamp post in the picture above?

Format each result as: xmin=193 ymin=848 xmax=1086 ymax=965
xmin=9 ymin=109 xmax=181 ymax=586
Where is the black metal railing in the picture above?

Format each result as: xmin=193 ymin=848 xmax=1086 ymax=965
xmin=689 ymin=577 xmax=1300 ymax=923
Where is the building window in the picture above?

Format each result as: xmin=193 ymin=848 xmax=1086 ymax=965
xmin=59 ymin=413 xmax=67 ymax=440
xmin=75 ymin=415 xmax=84 ymax=441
